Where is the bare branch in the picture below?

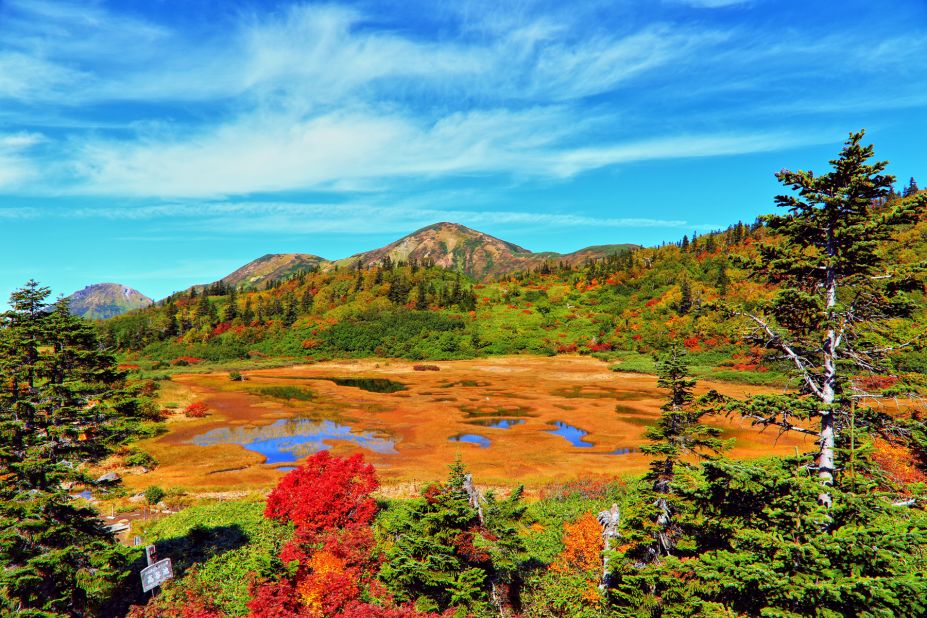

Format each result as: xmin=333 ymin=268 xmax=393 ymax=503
xmin=739 ymin=412 xmax=822 ymax=437
xmin=739 ymin=311 xmax=825 ymax=399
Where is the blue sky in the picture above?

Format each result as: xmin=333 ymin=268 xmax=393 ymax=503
xmin=2 ymin=0 xmax=926 ymax=301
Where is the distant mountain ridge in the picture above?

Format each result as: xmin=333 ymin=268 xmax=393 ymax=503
xmin=198 ymin=222 xmax=638 ymax=292
xmin=334 ymin=222 xmax=637 ymax=279
xmin=66 ymin=283 xmax=153 ymax=320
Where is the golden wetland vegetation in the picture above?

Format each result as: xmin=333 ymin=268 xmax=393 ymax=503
xmin=130 ymin=356 xmax=811 ymax=494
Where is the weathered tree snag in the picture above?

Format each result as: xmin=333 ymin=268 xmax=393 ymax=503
xmin=597 ymin=503 xmax=620 ymax=589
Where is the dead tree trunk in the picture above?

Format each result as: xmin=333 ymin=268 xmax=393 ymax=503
xmin=597 ymin=503 xmax=620 ymax=589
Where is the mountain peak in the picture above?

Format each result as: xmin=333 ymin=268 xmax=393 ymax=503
xmin=214 ymin=253 xmax=328 ymax=290
xmin=67 ymin=283 xmax=153 ymax=320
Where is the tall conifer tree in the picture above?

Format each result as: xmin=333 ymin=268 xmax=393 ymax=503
xmin=732 ymin=130 xmax=926 ymax=506
xmin=0 ymin=282 xmax=144 ymax=615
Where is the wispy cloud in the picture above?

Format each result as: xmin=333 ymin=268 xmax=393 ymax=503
xmin=0 ymin=0 xmax=924 ymax=203
xmin=0 ymin=132 xmax=46 ymax=188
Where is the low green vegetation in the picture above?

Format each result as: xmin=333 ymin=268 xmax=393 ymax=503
xmin=251 ymin=385 xmax=316 ymax=401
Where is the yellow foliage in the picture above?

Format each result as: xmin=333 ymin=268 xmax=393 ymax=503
xmin=308 ymin=550 xmax=346 ymax=575
xmin=551 ymin=512 xmax=603 ymax=573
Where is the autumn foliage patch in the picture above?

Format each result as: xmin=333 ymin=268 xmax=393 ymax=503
xmin=183 ymin=401 xmax=209 ymax=418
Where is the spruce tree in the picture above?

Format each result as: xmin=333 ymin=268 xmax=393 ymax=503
xmin=639 ymin=344 xmax=725 ymax=558
xmin=241 ymin=297 xmax=254 ymax=324
xmin=282 ymin=293 xmax=298 ymax=327
xmin=379 ymin=460 xmax=526 ymax=614
xmin=299 ymin=289 xmax=314 ymax=314
xmin=223 ymin=286 xmax=238 ymax=322
xmin=677 ymin=279 xmax=693 ymax=315
xmin=730 ymin=130 xmax=926 ymax=507
xmin=0 ymin=283 xmax=144 ymax=615
xmin=414 ymin=280 xmax=428 ymax=310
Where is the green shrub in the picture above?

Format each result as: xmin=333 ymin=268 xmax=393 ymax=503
xmin=144 ymin=485 xmax=166 ymax=505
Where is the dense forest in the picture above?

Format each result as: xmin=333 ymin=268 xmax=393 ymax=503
xmin=2 ymin=133 xmax=927 ymax=617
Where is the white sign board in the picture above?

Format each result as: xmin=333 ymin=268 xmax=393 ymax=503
xmin=140 ymin=558 xmax=173 ymax=592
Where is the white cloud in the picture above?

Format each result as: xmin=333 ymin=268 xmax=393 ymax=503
xmin=0 ymin=132 xmax=46 ymax=188
xmin=9 ymin=198 xmax=711 ymax=239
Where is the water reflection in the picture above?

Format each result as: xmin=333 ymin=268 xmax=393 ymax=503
xmin=192 ymin=418 xmax=397 ymax=464
xmin=468 ymin=418 xmax=525 ymax=429
xmin=449 ymin=434 xmax=491 ymax=448
xmin=547 ymin=421 xmax=594 ymax=447
xmin=312 ymin=377 xmax=407 ymax=393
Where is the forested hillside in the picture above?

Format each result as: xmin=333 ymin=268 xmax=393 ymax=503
xmin=101 ymin=186 xmax=927 ymax=391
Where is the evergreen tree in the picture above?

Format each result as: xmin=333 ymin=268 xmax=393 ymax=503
xmin=677 ymin=278 xmax=693 ymax=315
xmin=223 ymin=286 xmax=238 ymax=322
xmin=299 ymin=289 xmax=314 ymax=314
xmin=904 ymin=176 xmax=919 ymax=197
xmin=731 ymin=130 xmax=926 ymax=507
xmin=241 ymin=297 xmax=254 ymax=324
xmin=414 ymin=281 xmax=427 ymax=310
xmin=715 ymin=261 xmax=730 ymax=297
xmin=639 ymin=345 xmax=725 ymax=558
xmin=194 ymin=292 xmax=216 ymax=326
xmin=379 ymin=460 xmax=526 ymax=614
xmin=0 ymin=283 xmax=145 ymax=615
xmin=164 ymin=301 xmax=180 ymax=337
xmin=282 ymin=293 xmax=298 ymax=327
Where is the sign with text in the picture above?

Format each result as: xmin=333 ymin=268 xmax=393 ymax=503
xmin=140 ymin=558 xmax=173 ymax=593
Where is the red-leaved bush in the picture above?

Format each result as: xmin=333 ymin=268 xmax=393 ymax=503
xmin=264 ymin=451 xmax=378 ymax=538
xmin=184 ymin=401 xmax=209 ymax=418
xmin=249 ymin=453 xmax=385 ymax=617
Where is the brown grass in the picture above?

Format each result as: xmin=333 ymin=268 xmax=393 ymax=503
xmin=124 ymin=356 xmax=812 ymax=494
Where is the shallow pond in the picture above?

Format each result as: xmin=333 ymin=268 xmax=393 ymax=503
xmin=547 ymin=421 xmax=594 ymax=447
xmin=449 ymin=433 xmax=492 ymax=448
xmin=192 ymin=418 xmax=397 ymax=463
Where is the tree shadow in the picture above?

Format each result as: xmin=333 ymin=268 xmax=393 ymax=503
xmin=107 ymin=523 xmax=250 ymax=616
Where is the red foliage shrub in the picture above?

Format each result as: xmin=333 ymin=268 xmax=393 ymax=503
xmin=452 ymin=530 xmax=491 ymax=564
xmin=172 ymin=356 xmax=204 ymax=365
xmin=247 ymin=579 xmax=306 ymax=617
xmin=587 ymin=342 xmax=613 ymax=352
xmin=183 ymin=402 xmax=209 ymax=418
xmin=556 ymin=343 xmax=579 ymax=354
xmin=645 ymin=298 xmax=660 ymax=307
xmin=211 ymin=322 xmax=232 ymax=336
xmin=683 ymin=335 xmax=701 ymax=350
xmin=631 ymin=334 xmax=643 ymax=341
xmin=856 ymin=375 xmax=899 ymax=392
xmin=264 ymin=451 xmax=379 ymax=537
xmin=340 ymin=602 xmax=451 ymax=618
xmin=251 ymin=455 xmax=385 ymax=617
